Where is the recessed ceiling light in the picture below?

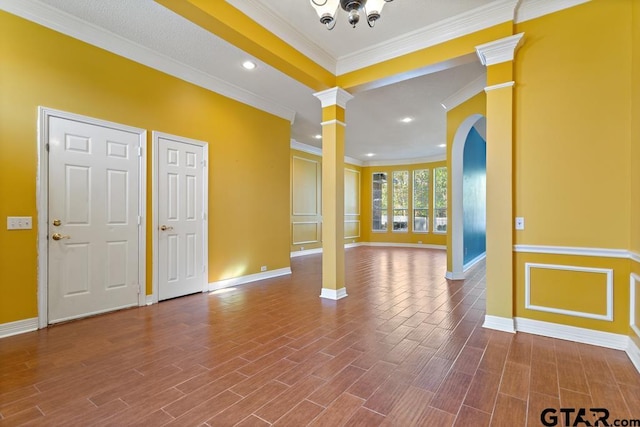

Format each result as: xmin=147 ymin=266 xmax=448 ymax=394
xmin=242 ymin=60 xmax=257 ymax=70
xmin=314 ymin=134 xmax=322 ymax=140
xmin=401 ymin=117 xmax=413 ymax=123
xmin=366 ymin=153 xmax=375 ymax=157
xmin=438 ymin=144 xmax=446 ymax=148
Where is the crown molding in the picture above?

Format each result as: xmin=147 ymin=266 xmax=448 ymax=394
xmin=290 ymin=140 xmax=365 ymax=166
xmin=225 ymin=0 xmax=337 ymax=73
xmin=313 ymin=87 xmax=354 ymax=109
xmin=363 ymin=154 xmax=446 ymax=167
xmin=515 ymin=0 xmax=591 ymax=23
xmin=476 ymin=33 xmax=524 ymax=66
xmin=1 ymin=0 xmax=296 ymax=123
xmin=336 ymin=0 xmax=517 ymax=75
xmin=441 ymin=75 xmax=486 ymax=111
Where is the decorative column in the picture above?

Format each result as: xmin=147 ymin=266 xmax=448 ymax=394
xmin=313 ymin=87 xmax=353 ymax=300
xmin=475 ymin=33 xmax=524 ymax=333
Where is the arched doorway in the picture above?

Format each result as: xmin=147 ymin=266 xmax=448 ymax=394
xmin=448 ymin=114 xmax=487 ymax=280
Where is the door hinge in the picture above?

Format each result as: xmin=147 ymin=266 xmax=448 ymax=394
xmin=138 ymin=146 xmax=142 ymax=157
xmin=137 ymin=216 xmax=142 ymax=226
xmin=202 ymin=159 xmax=207 ymax=168
xmin=45 ymin=143 xmax=50 ymax=152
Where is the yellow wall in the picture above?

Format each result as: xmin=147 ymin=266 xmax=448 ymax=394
xmin=632 ymin=0 xmax=640 ymax=256
xmin=360 ymin=162 xmax=447 ymax=246
xmin=289 ymin=149 xmax=362 ymax=253
xmin=512 ymin=0 xmax=634 ymax=333
xmin=0 ymin=12 xmax=291 ymax=324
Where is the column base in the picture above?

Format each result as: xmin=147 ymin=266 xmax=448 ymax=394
xmin=320 ymin=287 xmax=348 ymax=300
xmin=483 ymin=315 xmax=516 ymax=333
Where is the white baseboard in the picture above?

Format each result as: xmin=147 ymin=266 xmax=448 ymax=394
xmin=514 ymin=317 xmax=628 ymax=350
xmin=145 ymin=295 xmax=154 ymax=306
xmin=209 ymin=267 xmax=292 ymax=292
xmin=483 ymin=315 xmax=516 ymax=333
xmin=290 ymin=247 xmax=323 ymax=258
xmin=445 ymin=271 xmax=465 ymax=280
xmin=627 ymin=338 xmax=640 ymax=373
xmin=0 ymin=317 xmax=38 ymax=338
xmin=464 ymin=252 xmax=486 ymax=271
xmin=320 ymin=287 xmax=348 ymax=300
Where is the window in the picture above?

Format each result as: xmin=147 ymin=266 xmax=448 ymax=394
xmin=413 ymin=169 xmax=429 ymax=232
xmin=434 ymin=167 xmax=447 ymax=232
xmin=392 ymin=171 xmax=409 ymax=232
xmin=372 ymin=172 xmax=387 ymax=231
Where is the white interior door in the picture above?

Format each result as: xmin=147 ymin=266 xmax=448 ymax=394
xmin=48 ymin=115 xmax=143 ymax=324
xmin=156 ymin=133 xmax=207 ymax=300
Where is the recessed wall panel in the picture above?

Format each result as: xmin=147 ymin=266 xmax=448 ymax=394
xmin=292 ymin=157 xmax=319 ymax=215
xmin=292 ymin=221 xmax=320 ymax=245
xmin=345 ymin=220 xmax=360 ymax=239
xmin=63 ymin=243 xmax=90 ymax=296
xmin=167 ymin=235 xmax=179 ymax=282
xmin=186 ymin=233 xmax=196 ymax=279
xmin=66 ymin=165 xmax=90 ymax=225
xmin=186 ymin=174 xmax=196 ymax=220
xmin=345 ymin=169 xmax=360 ymax=215
xmin=107 ymin=169 xmax=128 ymax=224
xmin=167 ymin=173 xmax=179 ymax=220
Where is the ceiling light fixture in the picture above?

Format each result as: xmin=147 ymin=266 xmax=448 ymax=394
xmin=314 ymin=134 xmax=322 ymax=139
xmin=310 ymin=0 xmax=394 ymax=30
xmin=242 ymin=60 xmax=257 ymax=70
xmin=401 ymin=117 xmax=413 ymax=123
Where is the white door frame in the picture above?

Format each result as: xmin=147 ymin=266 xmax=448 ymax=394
xmin=151 ymin=131 xmax=209 ymax=303
xmin=36 ymin=107 xmax=147 ymax=328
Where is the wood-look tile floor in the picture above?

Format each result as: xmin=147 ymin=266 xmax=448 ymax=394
xmin=1 ymin=247 xmax=640 ymax=426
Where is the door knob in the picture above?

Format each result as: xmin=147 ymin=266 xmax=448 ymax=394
xmin=51 ymin=233 xmax=71 ymax=241
xmin=160 ymin=225 xmax=174 ymax=231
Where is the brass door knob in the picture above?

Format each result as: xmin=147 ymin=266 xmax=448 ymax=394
xmin=51 ymin=233 xmax=71 ymax=240
xmin=160 ymin=225 xmax=174 ymax=231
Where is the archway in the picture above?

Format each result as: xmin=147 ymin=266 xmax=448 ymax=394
xmin=447 ymin=114 xmax=486 ymax=280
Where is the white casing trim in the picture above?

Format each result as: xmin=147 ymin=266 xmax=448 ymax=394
xmin=514 ymin=244 xmax=631 ymax=259
xmin=483 ymin=315 xmax=516 ymax=333
xmin=0 ymin=0 xmax=296 ymax=123
xmin=0 ymin=318 xmax=38 ymax=339
xmin=631 ymin=274 xmax=640 ymax=341
xmin=336 ymin=0 xmax=516 ymax=75
xmin=145 ymin=295 xmax=154 ymax=306
xmin=441 ymin=75 xmax=487 ymax=111
xmin=485 ymin=81 xmax=515 ymax=92
xmin=446 ymin=271 xmax=466 ymax=280
xmin=320 ymin=287 xmax=348 ymax=300
xmin=628 ymin=338 xmax=640 ymax=373
xmin=208 ymin=267 xmax=292 ymax=292
xmin=515 ymin=0 xmax=591 ymax=24
xmin=313 ymin=87 xmax=354 ymax=109
xmin=514 ymin=317 xmax=628 ymax=350
xmin=290 ymin=140 xmax=364 ymax=167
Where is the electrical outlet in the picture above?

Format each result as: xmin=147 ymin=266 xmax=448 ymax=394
xmin=260 ymin=266 xmax=267 ymax=272
xmin=515 ymin=217 xmax=525 ymax=230
xmin=417 ymin=241 xmax=422 ymax=244
xmin=7 ymin=216 xmax=32 ymax=230
xmin=300 ymin=246 xmax=304 ymax=251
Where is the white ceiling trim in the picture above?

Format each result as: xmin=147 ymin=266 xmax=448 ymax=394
xmin=336 ymin=0 xmax=518 ymax=76
xmin=1 ymin=0 xmax=297 ymax=123
xmin=515 ymin=0 xmax=591 ymax=23
xmin=290 ymin=140 xmax=365 ymax=166
xmin=364 ymin=154 xmax=447 ymax=167
xmin=226 ymin=0 xmax=337 ymax=73
xmin=475 ymin=33 xmax=524 ymax=66
xmin=441 ymin=75 xmax=486 ymax=111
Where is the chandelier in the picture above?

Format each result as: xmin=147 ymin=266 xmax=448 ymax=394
xmin=310 ymin=0 xmax=394 ymax=30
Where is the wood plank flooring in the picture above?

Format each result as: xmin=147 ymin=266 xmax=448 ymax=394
xmin=1 ymin=247 xmax=639 ymax=426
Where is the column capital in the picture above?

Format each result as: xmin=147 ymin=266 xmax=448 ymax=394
xmin=313 ymin=87 xmax=354 ymax=109
xmin=475 ymin=33 xmax=524 ymax=66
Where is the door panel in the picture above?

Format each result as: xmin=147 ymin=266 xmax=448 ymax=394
xmin=157 ymin=135 xmax=206 ymax=300
xmin=48 ymin=116 xmax=141 ymax=323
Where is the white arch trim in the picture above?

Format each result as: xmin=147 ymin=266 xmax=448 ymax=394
xmin=446 ymin=114 xmax=486 ymax=280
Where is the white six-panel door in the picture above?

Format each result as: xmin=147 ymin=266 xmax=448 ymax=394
xmin=47 ymin=115 xmax=143 ymax=323
xmin=155 ymin=133 xmax=207 ymax=300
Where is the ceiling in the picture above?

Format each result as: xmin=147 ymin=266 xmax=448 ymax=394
xmin=6 ymin=0 xmax=537 ymax=163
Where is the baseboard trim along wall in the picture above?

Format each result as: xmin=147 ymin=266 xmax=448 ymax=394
xmin=483 ymin=315 xmax=516 ymax=333
xmin=628 ymin=338 xmax=640 ymax=373
xmin=208 ymin=267 xmax=292 ymax=292
xmin=320 ymin=287 xmax=348 ymax=300
xmin=0 ymin=317 xmax=38 ymax=338
xmin=514 ymin=317 xmax=628 ymax=350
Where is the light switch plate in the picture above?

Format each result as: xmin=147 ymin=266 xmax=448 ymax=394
xmin=515 ymin=217 xmax=525 ymax=230
xmin=7 ymin=216 xmax=33 ymax=230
